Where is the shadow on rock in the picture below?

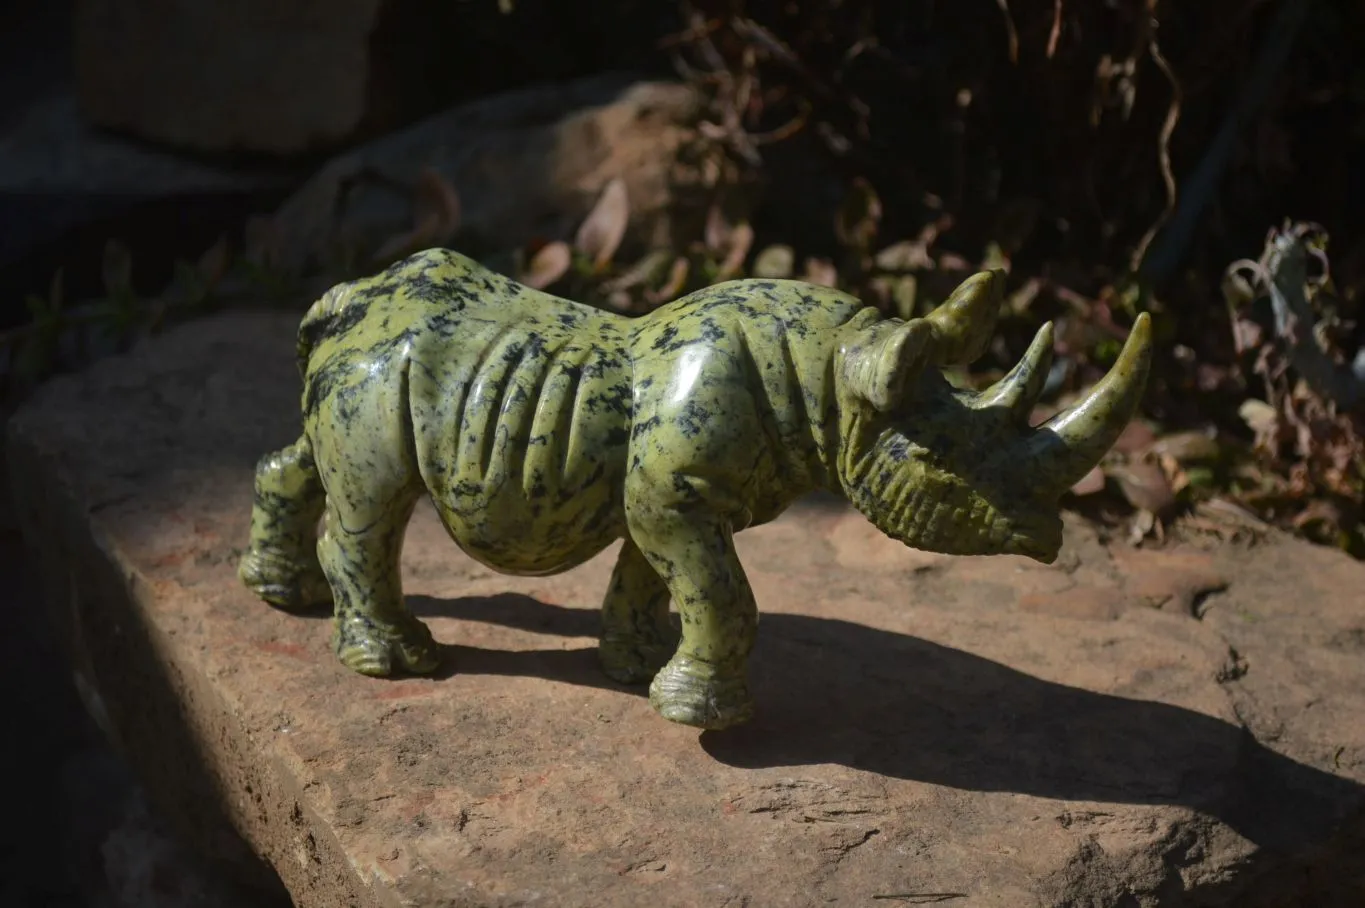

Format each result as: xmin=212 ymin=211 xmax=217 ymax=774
xmin=407 ymin=592 xmax=1364 ymax=852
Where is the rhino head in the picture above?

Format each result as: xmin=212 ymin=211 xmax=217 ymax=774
xmin=834 ymin=270 xmax=1152 ymax=564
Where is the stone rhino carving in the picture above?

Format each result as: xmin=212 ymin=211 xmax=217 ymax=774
xmin=240 ymin=248 xmax=1151 ymax=729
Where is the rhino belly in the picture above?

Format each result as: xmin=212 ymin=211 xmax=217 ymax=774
xmin=429 ymin=480 xmax=625 ymax=577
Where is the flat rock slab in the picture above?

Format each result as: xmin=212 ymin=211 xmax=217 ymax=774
xmin=7 ymin=311 xmax=1365 ymax=908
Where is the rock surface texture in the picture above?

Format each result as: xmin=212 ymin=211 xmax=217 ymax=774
xmin=7 ymin=310 xmax=1365 ymax=907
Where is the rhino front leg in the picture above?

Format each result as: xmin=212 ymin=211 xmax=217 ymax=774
xmin=598 ymin=539 xmax=677 ymax=684
xmin=629 ymin=509 xmax=758 ymax=730
xmin=316 ymin=481 xmax=440 ymax=678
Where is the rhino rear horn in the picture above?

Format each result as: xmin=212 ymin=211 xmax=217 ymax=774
xmin=1027 ymin=313 xmax=1153 ymax=492
xmin=923 ymin=269 xmax=1006 ymax=367
xmin=843 ymin=269 xmax=1007 ymax=412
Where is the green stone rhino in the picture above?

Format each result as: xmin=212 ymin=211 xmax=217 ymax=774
xmin=240 ymin=248 xmax=1151 ymax=729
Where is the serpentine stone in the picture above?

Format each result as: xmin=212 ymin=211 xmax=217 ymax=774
xmin=239 ymin=247 xmax=1151 ymax=729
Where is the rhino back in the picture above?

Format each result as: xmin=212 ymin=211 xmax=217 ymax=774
xmin=626 ymin=279 xmax=864 ymax=521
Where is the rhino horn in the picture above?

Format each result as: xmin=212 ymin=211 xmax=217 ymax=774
xmin=974 ymin=321 xmax=1054 ymax=420
xmin=843 ymin=269 xmax=1007 ymax=412
xmin=1026 ymin=313 xmax=1153 ymax=493
xmin=922 ymin=269 xmax=1006 ymax=367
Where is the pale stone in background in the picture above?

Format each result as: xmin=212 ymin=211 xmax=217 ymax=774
xmin=72 ymin=0 xmax=387 ymax=154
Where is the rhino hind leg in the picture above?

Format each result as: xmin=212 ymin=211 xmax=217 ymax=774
xmin=630 ymin=510 xmax=757 ymax=730
xmin=311 ymin=450 xmax=440 ymax=677
xmin=239 ymin=437 xmax=331 ymax=611
xmin=598 ymin=539 xmax=678 ymax=685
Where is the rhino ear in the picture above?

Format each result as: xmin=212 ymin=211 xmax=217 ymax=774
xmin=841 ymin=320 xmax=933 ymax=411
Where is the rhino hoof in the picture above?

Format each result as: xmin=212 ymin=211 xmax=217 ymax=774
xmin=332 ymin=615 xmax=442 ymax=677
xmin=648 ymin=656 xmax=755 ymax=730
xmin=239 ymin=546 xmax=332 ymax=612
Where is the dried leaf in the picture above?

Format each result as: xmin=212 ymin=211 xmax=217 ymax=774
xmin=1220 ymin=266 xmax=1259 ymax=310
xmin=1159 ymin=453 xmax=1194 ymax=499
xmin=1128 ymin=508 xmax=1158 ymax=545
xmin=873 ymin=240 xmax=933 ymax=272
xmin=575 ymin=178 xmax=630 ymax=271
xmin=602 ymin=250 xmax=673 ymax=294
xmin=704 ymin=204 xmax=732 ymax=254
xmin=1149 ymin=431 xmax=1222 ymax=464
xmin=1231 ymin=314 xmax=1265 ymax=354
xmin=753 ymin=245 xmax=795 ymax=279
xmin=412 ymin=166 xmax=462 ymax=238
xmin=1291 ymin=498 xmax=1344 ymax=531
xmin=938 ymin=251 xmax=972 ymax=272
xmin=1109 ymin=461 xmax=1177 ymax=515
xmin=520 ymin=241 xmax=572 ymax=290
xmin=1113 ymin=419 xmax=1158 ymax=456
xmin=646 ymin=257 xmax=691 ymax=305
xmin=803 ymin=257 xmax=838 ymax=288
xmin=1005 ymin=277 xmax=1042 ymax=316
xmin=716 ymin=222 xmax=754 ymax=281
xmin=1070 ymin=466 xmax=1107 ymax=496
xmin=1238 ymin=399 xmax=1278 ymax=435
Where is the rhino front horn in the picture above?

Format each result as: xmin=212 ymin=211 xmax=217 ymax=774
xmin=1026 ymin=313 xmax=1153 ymax=493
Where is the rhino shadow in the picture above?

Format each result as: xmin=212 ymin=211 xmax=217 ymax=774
xmin=403 ymin=591 xmax=1364 ymax=853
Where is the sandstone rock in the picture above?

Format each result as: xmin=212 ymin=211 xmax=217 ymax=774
xmin=6 ymin=310 xmax=1365 ymax=907
xmin=1109 ymin=547 xmax=1230 ymax=616
xmin=1017 ymin=584 xmax=1130 ymax=621
xmin=259 ymin=74 xmax=713 ymax=280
